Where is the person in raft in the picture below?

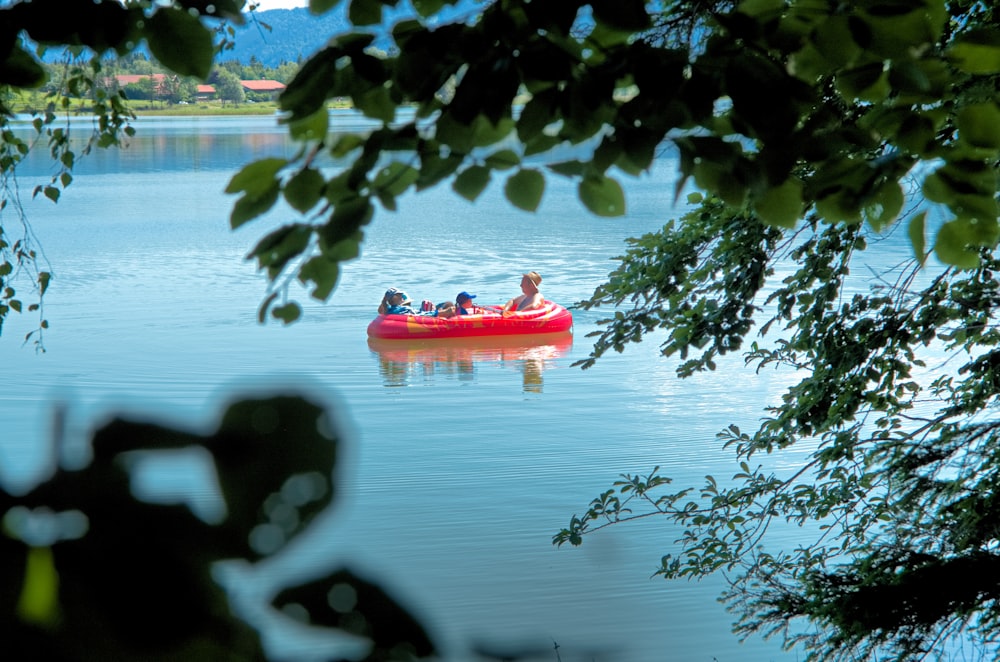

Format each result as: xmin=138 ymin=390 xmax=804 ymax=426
xmin=505 ymin=271 xmax=544 ymax=312
xmin=455 ymin=291 xmax=485 ymax=315
xmin=379 ymin=288 xmax=455 ymax=317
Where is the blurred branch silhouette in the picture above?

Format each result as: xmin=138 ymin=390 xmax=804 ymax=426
xmin=1 ymin=388 xmax=436 ymax=661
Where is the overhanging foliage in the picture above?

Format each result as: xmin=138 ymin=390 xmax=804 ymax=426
xmin=225 ymin=0 xmax=998 ymax=325
xmin=1 ymin=391 xmax=437 ymax=660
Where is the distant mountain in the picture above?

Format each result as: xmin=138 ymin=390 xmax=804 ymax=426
xmin=31 ymin=4 xmax=481 ymax=69
xmin=222 ymin=8 xmax=355 ymax=66
xmin=224 ymin=3 xmax=481 ymax=67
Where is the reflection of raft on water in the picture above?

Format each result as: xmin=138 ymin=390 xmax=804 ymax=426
xmin=366 ymin=301 xmax=573 ymax=339
xmin=367 ymin=332 xmax=574 ymax=363
xmin=367 ymin=333 xmax=574 ymax=392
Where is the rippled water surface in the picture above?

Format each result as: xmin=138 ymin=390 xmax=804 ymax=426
xmin=3 ymin=114 xmax=836 ymax=661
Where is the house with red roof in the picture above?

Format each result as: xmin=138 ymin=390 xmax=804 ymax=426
xmin=195 ymin=84 xmax=216 ymax=101
xmin=240 ymin=79 xmax=286 ymax=93
xmin=114 ymin=73 xmax=169 ymax=96
xmin=240 ymin=79 xmax=286 ymax=100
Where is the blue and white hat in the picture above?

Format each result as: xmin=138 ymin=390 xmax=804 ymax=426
xmin=385 ymin=287 xmax=411 ymax=304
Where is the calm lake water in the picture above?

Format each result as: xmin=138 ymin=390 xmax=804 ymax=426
xmin=2 ymin=113 xmax=850 ymax=661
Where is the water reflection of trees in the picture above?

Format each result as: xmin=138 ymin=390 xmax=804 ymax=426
xmin=368 ymin=333 xmax=573 ymax=393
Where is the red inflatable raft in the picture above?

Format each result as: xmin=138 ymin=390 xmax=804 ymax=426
xmin=367 ymin=301 xmax=573 ymax=340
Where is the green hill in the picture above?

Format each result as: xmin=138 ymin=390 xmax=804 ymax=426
xmin=225 ymin=3 xmax=480 ymax=67
xmin=223 ymin=8 xmax=355 ymax=67
xmin=30 ymin=4 xmax=480 ymax=69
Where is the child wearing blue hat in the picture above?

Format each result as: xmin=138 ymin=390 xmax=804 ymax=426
xmin=456 ymin=291 xmax=483 ymax=315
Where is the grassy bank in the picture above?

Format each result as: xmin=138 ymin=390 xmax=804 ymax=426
xmin=130 ymin=101 xmax=283 ymax=116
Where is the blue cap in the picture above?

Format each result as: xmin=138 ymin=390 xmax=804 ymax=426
xmin=456 ymin=291 xmax=476 ymax=303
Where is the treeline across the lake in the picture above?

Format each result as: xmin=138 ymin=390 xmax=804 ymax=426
xmin=4 ymin=6 xmax=379 ymax=113
xmin=6 ymin=52 xmax=301 ymax=113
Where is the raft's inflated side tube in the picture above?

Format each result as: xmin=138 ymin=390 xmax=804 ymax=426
xmin=367 ymin=301 xmax=573 ymax=340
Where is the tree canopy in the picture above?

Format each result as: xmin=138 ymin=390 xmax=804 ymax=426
xmin=2 ymin=0 xmax=1000 ymax=660
xmin=231 ymin=0 xmax=998 ymax=324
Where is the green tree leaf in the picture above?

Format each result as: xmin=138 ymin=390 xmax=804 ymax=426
xmin=322 ymin=234 xmax=362 ymax=262
xmin=0 ymin=43 xmax=47 ymax=87
xmin=811 ymin=16 xmax=861 ymax=68
xmin=754 ymin=177 xmax=803 ymax=229
xmin=894 ymin=111 xmax=938 ymax=155
xmin=590 ymin=0 xmax=651 ymax=32
xmin=948 ymin=29 xmax=1000 ymax=74
xmin=284 ymin=167 xmax=325 ymax=213
xmin=412 ymin=0 xmax=445 ymax=18
xmin=285 ymin=108 xmax=329 ymax=142
xmin=549 ymin=161 xmax=586 ymax=177
xmin=416 ymin=151 xmax=463 ymax=190
xmin=579 ymin=174 xmax=626 ymax=217
xmin=319 ymin=196 xmax=373 ymax=248
xmin=505 ymin=168 xmax=545 ymax=211
xmin=864 ymin=181 xmax=904 ymax=233
xmin=861 ymin=2 xmax=946 ymax=59
xmin=372 ymin=161 xmax=419 ymax=197
xmin=934 ymin=218 xmax=985 ymax=268
xmin=309 ymin=0 xmax=344 ymax=13
xmin=484 ymin=149 xmax=521 ymax=171
xmin=353 ymin=85 xmax=396 ymax=124
xmin=231 ymin=184 xmax=281 ymax=229
xmin=145 ymin=7 xmax=214 ymax=80
xmin=17 ymin=546 xmax=60 ymax=627
xmin=226 ymin=158 xmax=288 ymax=197
xmin=815 ymin=190 xmax=862 ymax=224
xmin=452 ymin=165 xmax=491 ymax=202
xmin=836 ymin=62 xmax=890 ymax=102
xmin=956 ymin=102 xmax=1000 ymax=149
xmin=298 ymin=255 xmax=341 ymax=300
xmin=279 ymin=47 xmax=341 ymax=120
xmin=736 ymin=0 xmax=784 ymax=19
xmin=470 ymin=116 xmax=516 ymax=148
xmin=271 ymin=302 xmax=303 ymax=324
xmin=42 ymin=186 xmax=59 ymax=203
xmin=249 ymin=224 xmax=312 ymax=278
xmin=349 ymin=0 xmax=383 ymax=26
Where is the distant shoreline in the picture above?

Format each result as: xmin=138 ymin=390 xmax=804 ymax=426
xmin=131 ymin=99 xmax=354 ymax=117
xmin=9 ymin=100 xmax=354 ymax=119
